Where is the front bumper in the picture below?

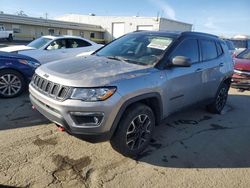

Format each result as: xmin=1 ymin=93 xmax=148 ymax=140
xmin=231 ymin=73 xmax=250 ymax=90
xmin=29 ymin=84 xmax=123 ymax=139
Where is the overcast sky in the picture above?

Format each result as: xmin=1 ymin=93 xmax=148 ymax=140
xmin=1 ymin=0 xmax=250 ymax=37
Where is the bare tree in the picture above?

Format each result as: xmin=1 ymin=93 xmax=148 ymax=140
xmin=16 ymin=10 xmax=28 ymax=17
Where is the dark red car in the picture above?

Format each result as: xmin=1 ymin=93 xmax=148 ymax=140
xmin=231 ymin=49 xmax=250 ymax=91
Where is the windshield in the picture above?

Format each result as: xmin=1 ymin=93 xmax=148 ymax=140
xmin=96 ymin=33 xmax=174 ymax=65
xmin=27 ymin=37 xmax=52 ymax=49
xmin=231 ymin=40 xmax=247 ymax=49
xmin=236 ymin=49 xmax=250 ymax=60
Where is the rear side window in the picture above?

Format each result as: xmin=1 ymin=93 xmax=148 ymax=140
xmin=171 ymin=39 xmax=199 ymax=63
xmin=67 ymin=39 xmax=92 ymax=48
xmin=201 ymin=40 xmax=217 ymax=61
xmin=216 ymin=42 xmax=223 ymax=56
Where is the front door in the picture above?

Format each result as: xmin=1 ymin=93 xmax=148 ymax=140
xmin=162 ymin=38 xmax=203 ymax=115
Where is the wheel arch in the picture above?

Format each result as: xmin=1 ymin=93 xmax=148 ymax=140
xmin=0 ymin=68 xmax=28 ymax=83
xmin=109 ymin=92 xmax=163 ymax=138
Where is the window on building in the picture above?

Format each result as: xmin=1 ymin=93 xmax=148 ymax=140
xmin=48 ymin=28 xmax=55 ymax=35
xmin=170 ymin=39 xmax=199 ymax=63
xmin=12 ymin=24 xmax=21 ymax=33
xmin=201 ymin=40 xmax=217 ymax=61
xmin=90 ymin=33 xmax=95 ymax=38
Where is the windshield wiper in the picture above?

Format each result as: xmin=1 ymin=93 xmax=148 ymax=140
xmin=106 ymin=56 xmax=146 ymax=65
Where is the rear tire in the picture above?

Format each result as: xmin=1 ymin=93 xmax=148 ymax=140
xmin=7 ymin=34 xmax=13 ymax=42
xmin=207 ymin=82 xmax=229 ymax=114
xmin=110 ymin=103 xmax=155 ymax=157
xmin=0 ymin=70 xmax=25 ymax=98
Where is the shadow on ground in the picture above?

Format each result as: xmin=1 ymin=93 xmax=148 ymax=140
xmin=136 ymin=94 xmax=250 ymax=168
xmin=0 ymin=92 xmax=49 ymax=131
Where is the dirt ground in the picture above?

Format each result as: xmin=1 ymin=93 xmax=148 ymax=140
xmin=0 ymin=88 xmax=250 ymax=188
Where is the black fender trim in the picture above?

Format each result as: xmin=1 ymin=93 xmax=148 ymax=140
xmin=109 ymin=92 xmax=163 ymax=138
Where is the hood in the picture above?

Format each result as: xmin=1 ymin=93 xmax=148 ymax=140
xmin=0 ymin=51 xmax=39 ymax=62
xmin=36 ymin=55 xmax=155 ymax=87
xmin=0 ymin=45 xmax=35 ymax=53
xmin=234 ymin=58 xmax=250 ymax=71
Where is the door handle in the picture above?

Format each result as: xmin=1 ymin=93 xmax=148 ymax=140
xmin=219 ymin=63 xmax=224 ymax=67
xmin=195 ymin=68 xmax=203 ymax=72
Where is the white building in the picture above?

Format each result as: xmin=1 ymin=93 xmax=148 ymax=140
xmin=56 ymin=14 xmax=192 ymax=42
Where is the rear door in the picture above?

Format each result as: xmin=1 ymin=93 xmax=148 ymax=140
xmin=163 ymin=37 xmax=204 ymax=114
xmin=199 ymin=39 xmax=224 ymax=99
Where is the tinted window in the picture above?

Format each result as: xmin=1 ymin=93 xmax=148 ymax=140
xmin=201 ymin=40 xmax=217 ymax=61
xmin=216 ymin=42 xmax=223 ymax=56
xmin=46 ymin=39 xmax=66 ymax=50
xmin=171 ymin=39 xmax=199 ymax=63
xmin=237 ymin=49 xmax=250 ymax=59
xmin=67 ymin=39 xmax=92 ymax=48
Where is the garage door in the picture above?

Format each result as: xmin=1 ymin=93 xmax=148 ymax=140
xmin=137 ymin=25 xmax=154 ymax=31
xmin=112 ymin=23 xmax=125 ymax=39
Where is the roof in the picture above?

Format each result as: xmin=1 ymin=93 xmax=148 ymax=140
xmin=0 ymin=13 xmax=105 ymax=32
xmin=40 ymin=35 xmax=96 ymax=44
xmin=132 ymin=30 xmax=219 ymax=39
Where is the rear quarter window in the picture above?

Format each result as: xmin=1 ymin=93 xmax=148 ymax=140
xmin=201 ymin=40 xmax=217 ymax=61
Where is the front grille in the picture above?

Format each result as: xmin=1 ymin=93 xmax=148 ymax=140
xmin=31 ymin=74 xmax=71 ymax=100
xmin=234 ymin=69 xmax=250 ymax=77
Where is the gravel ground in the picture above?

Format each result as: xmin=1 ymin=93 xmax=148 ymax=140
xmin=0 ymin=89 xmax=250 ymax=188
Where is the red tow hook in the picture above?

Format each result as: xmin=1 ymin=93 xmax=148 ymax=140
xmin=56 ymin=125 xmax=65 ymax=132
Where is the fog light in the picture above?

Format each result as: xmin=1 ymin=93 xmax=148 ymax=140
xmin=70 ymin=112 xmax=104 ymax=126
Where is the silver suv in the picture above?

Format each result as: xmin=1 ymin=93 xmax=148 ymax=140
xmin=29 ymin=31 xmax=234 ymax=157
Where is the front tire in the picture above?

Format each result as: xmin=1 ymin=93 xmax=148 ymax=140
xmin=110 ymin=103 xmax=155 ymax=157
xmin=0 ymin=70 xmax=25 ymax=98
xmin=207 ymin=82 xmax=229 ymax=114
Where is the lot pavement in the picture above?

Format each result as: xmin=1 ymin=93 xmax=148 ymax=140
xmin=0 ymin=89 xmax=250 ymax=188
xmin=0 ymin=40 xmax=29 ymax=48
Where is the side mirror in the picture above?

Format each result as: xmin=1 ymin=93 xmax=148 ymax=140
xmin=171 ymin=56 xmax=191 ymax=67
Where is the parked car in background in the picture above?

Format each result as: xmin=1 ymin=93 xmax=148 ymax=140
xmin=0 ymin=25 xmax=14 ymax=41
xmin=29 ymin=31 xmax=233 ymax=157
xmin=0 ymin=36 xmax=103 ymax=64
xmin=0 ymin=52 xmax=40 ymax=98
xmin=223 ymin=39 xmax=236 ymax=58
xmin=231 ymin=49 xmax=250 ymax=91
xmin=230 ymin=35 xmax=250 ymax=55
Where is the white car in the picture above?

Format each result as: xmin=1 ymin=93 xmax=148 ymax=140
xmin=0 ymin=36 xmax=103 ymax=64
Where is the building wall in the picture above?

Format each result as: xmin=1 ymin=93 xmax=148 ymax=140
xmin=56 ymin=14 xmax=192 ymax=43
xmin=0 ymin=14 xmax=105 ymax=42
xmin=159 ymin=18 xmax=192 ymax=31
xmin=56 ymin=15 xmax=161 ymax=42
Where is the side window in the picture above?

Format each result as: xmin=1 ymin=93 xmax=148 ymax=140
xmin=67 ymin=39 xmax=92 ymax=48
xmin=171 ymin=39 xmax=199 ymax=63
xmin=216 ymin=42 xmax=223 ymax=56
xmin=201 ymin=40 xmax=217 ymax=61
xmin=46 ymin=39 xmax=66 ymax=50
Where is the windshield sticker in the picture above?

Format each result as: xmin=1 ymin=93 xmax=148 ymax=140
xmin=147 ymin=38 xmax=172 ymax=50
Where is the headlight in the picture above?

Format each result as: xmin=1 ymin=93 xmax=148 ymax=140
xmin=18 ymin=59 xmax=41 ymax=68
xmin=70 ymin=87 xmax=116 ymax=101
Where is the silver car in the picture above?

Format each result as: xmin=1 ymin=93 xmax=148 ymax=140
xmin=29 ymin=31 xmax=234 ymax=156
